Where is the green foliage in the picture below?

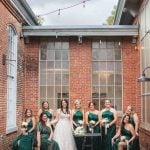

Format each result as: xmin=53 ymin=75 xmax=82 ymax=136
xmin=106 ymin=5 xmax=117 ymax=25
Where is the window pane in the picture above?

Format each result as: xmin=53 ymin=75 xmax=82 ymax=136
xmin=40 ymin=86 xmax=46 ymax=98
xmin=115 ymin=99 xmax=122 ymax=111
xmin=100 ymin=72 xmax=107 ymax=85
xmin=55 ymin=42 xmax=62 ymax=49
xmin=47 ymin=61 xmax=54 ymax=72
xmin=92 ymin=42 xmax=99 ymax=48
xmin=55 ymin=50 xmax=61 ymax=60
xmin=62 ymin=74 xmax=69 ymax=85
xmin=62 ymin=42 xmax=69 ymax=49
xmin=55 ymin=86 xmax=61 ymax=98
xmin=47 ymin=86 xmax=54 ymax=98
xmin=107 ymin=41 xmax=114 ymax=48
xmin=107 ymin=73 xmax=114 ymax=85
xmin=40 ymin=49 xmax=47 ymax=60
xmin=100 ymin=40 xmax=106 ymax=48
xmin=115 ymin=74 xmax=122 ymax=85
xmin=47 ymin=50 xmax=54 ymax=60
xmin=55 ymin=74 xmax=61 ymax=85
xmin=115 ymin=49 xmax=121 ymax=60
xmin=107 ymin=86 xmax=114 ymax=98
xmin=92 ymin=86 xmax=99 ymax=98
xmin=115 ymin=86 xmax=122 ymax=98
xmin=107 ymin=49 xmax=115 ymax=60
xmin=62 ymin=50 xmax=69 ymax=60
xmin=62 ymin=86 xmax=69 ymax=98
xmin=92 ymin=74 xmax=99 ymax=85
xmin=47 ymin=73 xmax=54 ymax=85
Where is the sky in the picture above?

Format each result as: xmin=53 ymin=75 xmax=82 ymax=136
xmin=26 ymin=0 xmax=118 ymax=25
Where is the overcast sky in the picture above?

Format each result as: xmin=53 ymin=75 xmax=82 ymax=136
xmin=26 ymin=0 xmax=118 ymax=25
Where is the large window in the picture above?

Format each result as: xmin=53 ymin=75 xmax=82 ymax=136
xmin=92 ymin=40 xmax=122 ymax=111
xmin=140 ymin=0 xmax=150 ymax=124
xmin=40 ymin=41 xmax=69 ymax=109
xmin=6 ymin=25 xmax=17 ymax=133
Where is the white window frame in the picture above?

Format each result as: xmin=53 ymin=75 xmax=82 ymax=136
xmin=6 ymin=25 xmax=18 ymax=134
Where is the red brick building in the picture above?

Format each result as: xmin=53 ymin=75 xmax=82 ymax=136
xmin=0 ymin=0 xmax=149 ymax=149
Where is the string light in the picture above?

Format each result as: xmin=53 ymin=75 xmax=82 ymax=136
xmin=38 ymin=0 xmax=91 ymax=16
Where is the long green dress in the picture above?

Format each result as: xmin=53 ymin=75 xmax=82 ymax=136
xmin=37 ymin=122 xmax=60 ymax=150
xmin=44 ymin=110 xmax=52 ymax=121
xmin=113 ymin=127 xmax=133 ymax=150
xmin=102 ymin=110 xmax=116 ymax=150
xmin=12 ymin=119 xmax=34 ymax=150
xmin=87 ymin=112 xmax=101 ymax=150
xmin=130 ymin=115 xmax=140 ymax=150
xmin=73 ymin=110 xmax=84 ymax=150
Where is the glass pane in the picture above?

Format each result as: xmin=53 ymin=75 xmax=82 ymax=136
xmin=40 ymin=49 xmax=47 ymax=60
xmin=55 ymin=86 xmax=61 ymax=98
xmin=47 ymin=86 xmax=54 ymax=98
xmin=55 ymin=74 xmax=61 ymax=85
xmin=107 ymin=41 xmax=114 ymax=48
xmin=100 ymin=72 xmax=107 ymax=85
xmin=47 ymin=61 xmax=54 ymax=72
xmin=115 ymin=99 xmax=122 ymax=111
xmin=107 ymin=49 xmax=115 ymax=60
xmin=62 ymin=42 xmax=69 ymax=49
xmin=114 ymin=41 xmax=121 ymax=48
xmin=47 ymin=42 xmax=55 ymax=50
xmin=115 ymin=49 xmax=121 ymax=60
xmin=40 ymin=73 xmax=46 ymax=85
xmin=146 ymin=96 xmax=150 ymax=123
xmin=62 ymin=86 xmax=69 ymax=98
xmin=100 ymin=86 xmax=107 ymax=98
xmin=107 ymin=73 xmax=114 ymax=85
xmin=107 ymin=86 xmax=114 ymax=98
xmin=115 ymin=74 xmax=122 ymax=85
xmin=62 ymin=50 xmax=69 ymax=60
xmin=47 ymin=99 xmax=54 ymax=109
xmin=40 ymin=62 xmax=46 ymax=72
xmin=62 ymin=74 xmax=69 ymax=85
xmin=92 ymin=62 xmax=99 ymax=72
xmin=40 ymin=86 xmax=46 ymax=98
xmin=107 ymin=62 xmax=114 ymax=71
xmin=92 ymin=74 xmax=99 ymax=85
xmin=98 ymin=49 xmax=107 ymax=60
xmin=47 ymin=50 xmax=54 ymax=60
xmin=55 ymin=61 xmax=61 ymax=73
xmin=115 ymin=86 xmax=122 ymax=98
xmin=55 ymin=42 xmax=61 ymax=49
xmin=99 ymin=62 xmax=106 ymax=71
xmin=93 ymin=99 xmax=99 ymax=110
xmin=47 ymin=73 xmax=54 ymax=85
xmin=92 ymin=49 xmax=100 ymax=60
xmin=92 ymin=42 xmax=99 ymax=48
xmin=55 ymin=50 xmax=61 ymax=60
xmin=115 ymin=62 xmax=122 ymax=73
xmin=100 ymin=40 xmax=106 ymax=49
xmin=92 ymin=86 xmax=99 ymax=98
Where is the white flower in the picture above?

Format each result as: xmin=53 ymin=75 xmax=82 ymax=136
xmin=78 ymin=120 xmax=83 ymax=126
xmin=74 ymin=126 xmax=85 ymax=135
xmin=120 ymin=136 xmax=126 ymax=142
xmin=101 ymin=118 xmax=109 ymax=124
xmin=89 ymin=120 xmax=96 ymax=126
xmin=21 ymin=121 xmax=28 ymax=128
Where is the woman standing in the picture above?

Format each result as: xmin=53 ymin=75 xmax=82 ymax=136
xmin=12 ymin=109 xmax=36 ymax=150
xmin=112 ymin=115 xmax=136 ymax=150
xmin=86 ymin=102 xmax=101 ymax=150
xmin=37 ymin=112 xmax=60 ymax=150
xmin=72 ymin=99 xmax=84 ymax=150
xmin=100 ymin=99 xmax=117 ymax=150
xmin=54 ymin=99 xmax=77 ymax=150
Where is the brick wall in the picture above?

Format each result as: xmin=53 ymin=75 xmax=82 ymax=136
xmin=0 ymin=2 xmax=25 ymax=149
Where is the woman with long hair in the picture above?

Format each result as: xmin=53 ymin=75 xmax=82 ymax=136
xmin=36 ymin=112 xmax=59 ymax=150
xmin=112 ymin=115 xmax=136 ymax=150
xmin=12 ymin=109 xmax=36 ymax=150
xmin=53 ymin=99 xmax=77 ymax=150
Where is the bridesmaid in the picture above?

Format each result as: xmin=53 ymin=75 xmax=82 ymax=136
xmin=100 ymin=99 xmax=117 ymax=150
xmin=37 ymin=112 xmax=60 ymax=150
xmin=72 ymin=99 xmax=84 ymax=150
xmin=112 ymin=114 xmax=136 ymax=150
xmin=72 ymin=99 xmax=84 ymax=130
xmin=12 ymin=109 xmax=36 ymax=150
xmin=125 ymin=105 xmax=140 ymax=150
xmin=38 ymin=101 xmax=53 ymax=122
xmin=86 ymin=102 xmax=101 ymax=150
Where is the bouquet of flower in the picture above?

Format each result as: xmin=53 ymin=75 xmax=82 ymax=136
xmin=21 ymin=121 xmax=28 ymax=132
xmin=120 ymin=136 xmax=126 ymax=142
xmin=88 ymin=120 xmax=96 ymax=133
xmin=74 ymin=126 xmax=85 ymax=135
xmin=102 ymin=118 xmax=109 ymax=135
xmin=77 ymin=120 xmax=83 ymax=126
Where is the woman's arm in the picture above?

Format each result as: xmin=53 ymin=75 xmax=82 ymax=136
xmin=37 ymin=130 xmax=41 ymax=148
xmin=28 ymin=117 xmax=36 ymax=133
xmin=133 ymin=113 xmax=139 ymax=135
xmin=48 ymin=124 xmax=53 ymax=141
xmin=85 ymin=112 xmax=89 ymax=125
xmin=128 ymin=124 xmax=136 ymax=144
xmin=95 ymin=111 xmax=101 ymax=126
xmin=112 ymin=128 xmax=121 ymax=141
xmin=71 ymin=109 xmax=77 ymax=127
xmin=52 ymin=109 xmax=60 ymax=124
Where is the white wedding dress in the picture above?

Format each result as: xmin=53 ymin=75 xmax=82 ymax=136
xmin=54 ymin=110 xmax=77 ymax=150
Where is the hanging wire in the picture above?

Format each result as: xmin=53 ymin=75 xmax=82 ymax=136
xmin=38 ymin=0 xmax=92 ymax=16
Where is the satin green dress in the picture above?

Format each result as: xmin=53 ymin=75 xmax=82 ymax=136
xmin=113 ymin=127 xmax=132 ymax=150
xmin=12 ymin=119 xmax=34 ymax=150
xmin=102 ymin=110 xmax=116 ymax=150
xmin=88 ymin=112 xmax=101 ymax=150
xmin=73 ymin=110 xmax=84 ymax=150
xmin=37 ymin=122 xmax=60 ymax=150
xmin=130 ymin=115 xmax=140 ymax=150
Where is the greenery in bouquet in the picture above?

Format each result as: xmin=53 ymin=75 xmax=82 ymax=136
xmin=101 ymin=118 xmax=109 ymax=125
xmin=88 ymin=120 xmax=96 ymax=133
xmin=77 ymin=120 xmax=84 ymax=126
xmin=21 ymin=121 xmax=28 ymax=132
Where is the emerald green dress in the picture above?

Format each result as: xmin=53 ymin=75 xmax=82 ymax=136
xmin=113 ymin=127 xmax=133 ymax=150
xmin=73 ymin=110 xmax=84 ymax=150
xmin=88 ymin=112 xmax=101 ymax=150
xmin=44 ymin=111 xmax=52 ymax=121
xmin=130 ymin=115 xmax=140 ymax=150
xmin=102 ymin=110 xmax=116 ymax=150
xmin=12 ymin=119 xmax=34 ymax=150
xmin=37 ymin=122 xmax=60 ymax=150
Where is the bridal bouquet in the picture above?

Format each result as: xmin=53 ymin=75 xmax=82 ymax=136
xmin=88 ymin=120 xmax=96 ymax=133
xmin=21 ymin=121 xmax=28 ymax=132
xmin=78 ymin=120 xmax=83 ymax=126
xmin=102 ymin=118 xmax=109 ymax=135
xmin=74 ymin=126 xmax=85 ymax=135
xmin=120 ymin=136 xmax=126 ymax=142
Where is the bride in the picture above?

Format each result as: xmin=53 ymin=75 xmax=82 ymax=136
xmin=53 ymin=99 xmax=77 ymax=150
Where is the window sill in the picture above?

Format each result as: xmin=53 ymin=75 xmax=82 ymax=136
xmin=6 ymin=126 xmax=18 ymax=134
